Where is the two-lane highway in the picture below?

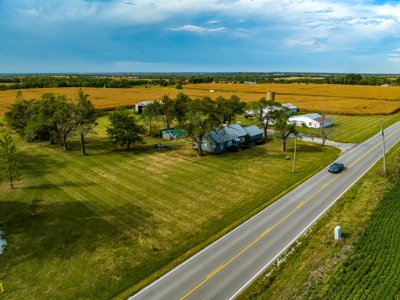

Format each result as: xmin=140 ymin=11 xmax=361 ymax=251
xmin=130 ymin=122 xmax=400 ymax=300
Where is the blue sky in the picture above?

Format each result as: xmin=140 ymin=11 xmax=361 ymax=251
xmin=0 ymin=0 xmax=400 ymax=73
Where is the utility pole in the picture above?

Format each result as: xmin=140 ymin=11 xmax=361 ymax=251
xmin=293 ymin=134 xmax=297 ymax=173
xmin=381 ymin=121 xmax=386 ymax=173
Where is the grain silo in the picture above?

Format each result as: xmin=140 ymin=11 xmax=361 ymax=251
xmin=266 ymin=91 xmax=275 ymax=101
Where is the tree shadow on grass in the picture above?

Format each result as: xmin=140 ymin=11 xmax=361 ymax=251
xmin=23 ymin=182 xmax=98 ymax=191
xmin=18 ymin=152 xmax=68 ymax=178
xmin=0 ymin=199 xmax=157 ymax=261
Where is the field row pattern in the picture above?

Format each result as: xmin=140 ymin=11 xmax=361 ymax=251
xmin=1 ymin=84 xmax=400 ymax=116
xmin=320 ymin=179 xmax=400 ymax=299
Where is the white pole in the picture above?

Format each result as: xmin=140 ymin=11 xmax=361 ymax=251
xmin=381 ymin=122 xmax=386 ymax=173
xmin=292 ymin=135 xmax=297 ymax=173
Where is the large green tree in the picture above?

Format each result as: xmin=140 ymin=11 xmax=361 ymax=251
xmin=160 ymin=94 xmax=176 ymax=128
xmin=0 ymin=133 xmax=22 ymax=189
xmin=106 ymin=106 xmax=145 ymax=151
xmin=140 ymin=101 xmax=163 ymax=136
xmin=23 ymin=93 xmax=75 ymax=149
xmin=248 ymin=97 xmax=281 ymax=140
xmin=4 ymin=91 xmax=35 ymax=137
xmin=24 ymin=93 xmax=60 ymax=143
xmin=174 ymin=92 xmax=191 ymax=124
xmin=73 ymin=89 xmax=100 ymax=155
xmin=274 ymin=112 xmax=297 ymax=152
xmin=213 ymin=95 xmax=247 ymax=124
xmin=52 ymin=95 xmax=76 ymax=150
xmin=177 ymin=97 xmax=218 ymax=156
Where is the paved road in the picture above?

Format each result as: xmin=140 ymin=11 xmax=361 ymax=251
xmin=129 ymin=122 xmax=400 ymax=300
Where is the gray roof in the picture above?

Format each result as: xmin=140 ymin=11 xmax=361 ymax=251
xmin=207 ymin=129 xmax=237 ymax=143
xmin=282 ymin=103 xmax=297 ymax=110
xmin=243 ymin=125 xmax=263 ymax=136
xmin=224 ymin=124 xmax=248 ymax=138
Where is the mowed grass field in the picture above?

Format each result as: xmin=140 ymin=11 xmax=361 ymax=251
xmin=1 ymin=83 xmax=400 ymax=116
xmin=0 ymin=116 xmax=340 ymax=300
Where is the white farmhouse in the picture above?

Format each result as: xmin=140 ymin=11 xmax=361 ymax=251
xmin=288 ymin=113 xmax=333 ymax=128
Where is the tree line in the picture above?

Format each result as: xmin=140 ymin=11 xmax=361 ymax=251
xmin=2 ymin=73 xmax=399 ymax=91
xmin=4 ymin=89 xmax=301 ymax=158
xmin=0 ymin=76 xmax=163 ymax=91
xmin=5 ymin=89 xmax=101 ymax=155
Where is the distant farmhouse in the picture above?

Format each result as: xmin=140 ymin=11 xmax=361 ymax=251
xmin=246 ymin=103 xmax=298 ymax=119
xmin=135 ymin=100 xmax=158 ymax=114
xmin=288 ymin=113 xmax=333 ymax=128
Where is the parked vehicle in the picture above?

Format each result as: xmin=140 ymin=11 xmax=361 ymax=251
xmin=328 ymin=162 xmax=344 ymax=173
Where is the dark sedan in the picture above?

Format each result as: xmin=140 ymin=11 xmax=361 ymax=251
xmin=328 ymin=162 xmax=344 ymax=173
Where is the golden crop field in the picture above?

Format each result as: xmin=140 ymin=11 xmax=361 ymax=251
xmin=185 ymin=83 xmax=400 ymax=115
xmin=0 ymin=83 xmax=400 ymax=116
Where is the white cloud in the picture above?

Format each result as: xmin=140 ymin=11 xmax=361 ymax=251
xmin=389 ymin=57 xmax=400 ymax=63
xmin=4 ymin=0 xmax=400 ymax=54
xmin=285 ymin=39 xmax=316 ymax=46
xmin=168 ymin=25 xmax=224 ymax=33
xmin=389 ymin=54 xmax=400 ymax=56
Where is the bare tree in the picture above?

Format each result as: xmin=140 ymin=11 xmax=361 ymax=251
xmin=312 ymin=107 xmax=338 ymax=147
xmin=274 ymin=112 xmax=297 ymax=152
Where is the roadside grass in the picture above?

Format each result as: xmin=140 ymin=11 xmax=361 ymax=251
xmin=0 ymin=115 xmax=339 ymax=300
xmin=237 ymin=138 xmax=400 ymax=300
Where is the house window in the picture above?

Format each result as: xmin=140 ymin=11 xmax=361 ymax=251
xmin=220 ymin=143 xmax=223 ymax=150
xmin=228 ymin=141 xmax=232 ymax=147
xmin=309 ymin=122 xmax=312 ymax=126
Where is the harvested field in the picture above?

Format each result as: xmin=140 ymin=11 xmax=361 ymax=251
xmin=1 ymin=83 xmax=400 ymax=116
xmin=184 ymin=83 xmax=400 ymax=115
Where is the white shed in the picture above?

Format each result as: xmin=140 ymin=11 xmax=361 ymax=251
xmin=288 ymin=113 xmax=333 ymax=128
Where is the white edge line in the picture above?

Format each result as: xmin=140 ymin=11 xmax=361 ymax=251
xmin=228 ymin=126 xmax=400 ymax=300
xmin=129 ymin=121 xmax=400 ymax=299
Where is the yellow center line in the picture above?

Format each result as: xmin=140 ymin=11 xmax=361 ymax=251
xmin=296 ymin=202 xmax=305 ymax=209
xmin=180 ymin=128 xmax=400 ymax=300
xmin=207 ymin=265 xmax=223 ymax=278
xmin=260 ymin=228 xmax=272 ymax=238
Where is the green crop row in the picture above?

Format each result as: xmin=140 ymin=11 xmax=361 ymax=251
xmin=320 ymin=180 xmax=400 ymax=299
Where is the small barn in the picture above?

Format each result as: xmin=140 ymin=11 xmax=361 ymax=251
xmin=135 ymin=100 xmax=157 ymax=114
xmin=288 ymin=113 xmax=333 ymax=128
xmin=243 ymin=125 xmax=264 ymax=141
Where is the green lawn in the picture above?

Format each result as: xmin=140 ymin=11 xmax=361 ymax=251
xmin=0 ymin=116 xmax=339 ymax=300
xmin=238 ymin=110 xmax=400 ymax=144
xmin=331 ymin=112 xmax=400 ymax=143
